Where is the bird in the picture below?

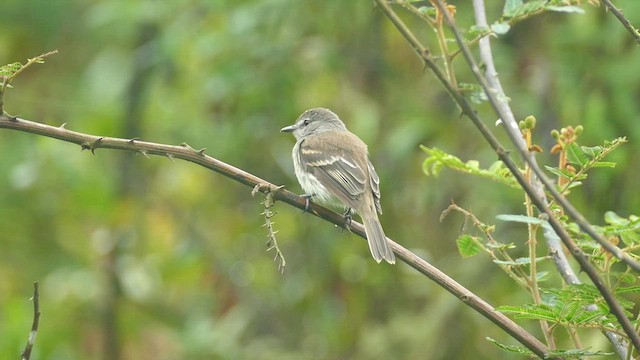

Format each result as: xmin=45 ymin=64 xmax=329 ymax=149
xmin=281 ymin=108 xmax=395 ymax=264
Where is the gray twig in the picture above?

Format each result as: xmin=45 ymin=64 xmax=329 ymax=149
xmin=601 ymin=0 xmax=640 ymax=45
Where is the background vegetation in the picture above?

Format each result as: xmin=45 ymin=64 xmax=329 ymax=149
xmin=0 ymin=0 xmax=639 ymax=359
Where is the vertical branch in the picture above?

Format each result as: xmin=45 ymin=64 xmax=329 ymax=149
xmin=434 ymin=5 xmax=458 ymax=87
xmin=20 ymin=282 xmax=41 ymax=360
xmin=522 ymin=124 xmax=556 ymax=348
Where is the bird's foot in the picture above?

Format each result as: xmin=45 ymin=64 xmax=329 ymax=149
xmin=342 ymin=208 xmax=353 ymax=231
xmin=301 ymin=194 xmax=314 ymax=213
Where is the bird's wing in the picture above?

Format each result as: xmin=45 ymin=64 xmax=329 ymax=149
xmin=367 ymin=160 xmax=382 ymax=214
xmin=298 ymin=133 xmax=368 ymax=209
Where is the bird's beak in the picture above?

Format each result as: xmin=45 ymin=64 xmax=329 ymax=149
xmin=280 ymin=124 xmax=296 ymax=133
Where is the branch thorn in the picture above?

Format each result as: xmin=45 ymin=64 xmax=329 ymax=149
xmin=90 ymin=137 xmax=103 ymax=155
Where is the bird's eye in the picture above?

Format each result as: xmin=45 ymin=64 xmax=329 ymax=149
xmin=302 ymin=119 xmax=310 ymax=126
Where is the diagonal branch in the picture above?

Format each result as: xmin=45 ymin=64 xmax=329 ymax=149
xmin=375 ymin=0 xmax=640 ymax=352
xmin=0 ymin=114 xmax=556 ymax=359
xmin=601 ymin=0 xmax=640 ymax=46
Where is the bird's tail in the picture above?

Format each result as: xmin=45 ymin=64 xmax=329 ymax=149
xmin=362 ymin=211 xmax=395 ymax=264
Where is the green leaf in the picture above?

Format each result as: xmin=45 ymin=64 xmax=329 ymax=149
xmin=491 ymin=22 xmax=511 ymax=35
xmin=545 ymin=165 xmax=574 ymax=179
xmin=502 ymin=0 xmax=524 ymax=18
xmin=418 ymin=6 xmax=436 ymax=16
xmin=458 ymin=82 xmax=488 ymax=104
xmin=546 ymin=348 xmax=613 ymax=358
xmin=466 ymin=25 xmax=490 ymax=40
xmin=565 ymin=143 xmax=589 ymax=166
xmin=564 ymin=181 xmax=583 ymax=190
xmin=0 ymin=62 xmax=22 ymax=77
xmin=496 ymin=214 xmax=544 ymax=225
xmin=486 ymin=337 xmax=533 ymax=356
xmin=503 ymin=0 xmax=547 ymax=19
xmin=493 ymin=257 xmax=547 ymax=266
xmin=604 ymin=211 xmax=629 ymax=226
xmin=498 ymin=304 xmax=557 ymax=321
xmin=456 ymin=235 xmax=482 ymax=258
xmin=590 ymin=161 xmax=615 ymax=168
xmin=615 ymin=286 xmax=640 ymax=295
xmin=486 ymin=241 xmax=516 ymax=250
xmin=612 ymin=271 xmax=637 ymax=284
xmin=536 ymin=271 xmax=550 ymax=282
xmin=601 ymin=211 xmax=640 ymax=245
xmin=620 ymin=231 xmax=640 ymax=244
xmin=580 ymin=145 xmax=603 ymax=157
xmin=420 ymin=146 xmax=519 ymax=188
xmin=546 ymin=5 xmax=585 ymax=14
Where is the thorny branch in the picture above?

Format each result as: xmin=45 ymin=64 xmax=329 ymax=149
xmin=601 ymin=0 xmax=640 ymax=46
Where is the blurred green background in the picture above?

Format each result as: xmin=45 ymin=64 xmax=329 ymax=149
xmin=1 ymin=1 xmax=639 ymax=359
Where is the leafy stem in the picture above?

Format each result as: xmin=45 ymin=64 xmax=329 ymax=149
xmin=0 ymin=50 xmax=58 ymax=115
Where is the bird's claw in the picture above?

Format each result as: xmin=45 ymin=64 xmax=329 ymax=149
xmin=301 ymin=194 xmax=314 ymax=213
xmin=343 ymin=208 xmax=353 ymax=231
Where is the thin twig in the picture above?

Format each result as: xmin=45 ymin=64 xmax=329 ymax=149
xmin=20 ymin=282 xmax=40 ymax=360
xmin=601 ymin=0 xmax=640 ymax=45
xmin=0 ymin=114 xmax=555 ymax=359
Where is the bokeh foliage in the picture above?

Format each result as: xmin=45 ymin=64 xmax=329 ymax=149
xmin=0 ymin=0 xmax=639 ymax=359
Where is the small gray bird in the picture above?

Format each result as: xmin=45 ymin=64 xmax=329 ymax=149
xmin=281 ymin=108 xmax=395 ymax=264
